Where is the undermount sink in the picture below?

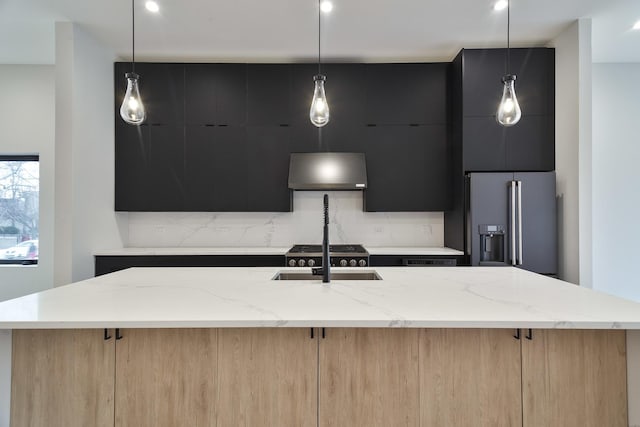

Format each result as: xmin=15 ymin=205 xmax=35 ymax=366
xmin=272 ymin=270 xmax=382 ymax=281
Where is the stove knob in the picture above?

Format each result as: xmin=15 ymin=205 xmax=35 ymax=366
xmin=349 ymin=259 xmax=357 ymax=267
xmin=298 ymin=259 xmax=306 ymax=267
xmin=340 ymin=259 xmax=348 ymax=267
xmin=359 ymin=259 xmax=367 ymax=267
xmin=308 ymin=259 xmax=316 ymax=267
xmin=289 ymin=259 xmax=297 ymax=267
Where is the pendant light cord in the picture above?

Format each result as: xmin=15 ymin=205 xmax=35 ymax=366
xmin=132 ymin=0 xmax=136 ymax=73
xmin=318 ymin=0 xmax=321 ymax=74
xmin=506 ymin=0 xmax=511 ymax=74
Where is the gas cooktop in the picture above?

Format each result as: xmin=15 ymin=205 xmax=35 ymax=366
xmin=285 ymin=244 xmax=369 ymax=268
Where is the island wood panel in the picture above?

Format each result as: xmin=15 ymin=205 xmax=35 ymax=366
xmin=419 ymin=328 xmax=522 ymax=427
xmin=216 ymin=328 xmax=317 ymax=427
xmin=522 ymin=329 xmax=628 ymax=427
xmin=319 ymin=328 xmax=420 ymax=427
xmin=114 ymin=328 xmax=218 ymax=427
xmin=11 ymin=329 xmax=115 ymax=427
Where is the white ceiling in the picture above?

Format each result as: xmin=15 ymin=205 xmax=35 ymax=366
xmin=0 ymin=0 xmax=639 ymax=64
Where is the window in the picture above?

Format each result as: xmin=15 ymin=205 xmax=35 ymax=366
xmin=0 ymin=155 xmax=39 ymax=265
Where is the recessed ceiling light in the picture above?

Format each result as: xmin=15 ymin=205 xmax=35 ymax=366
xmin=633 ymin=20 xmax=640 ymax=30
xmin=494 ymin=0 xmax=508 ymax=11
xmin=145 ymin=1 xmax=159 ymax=13
xmin=320 ymin=1 xmax=333 ymax=13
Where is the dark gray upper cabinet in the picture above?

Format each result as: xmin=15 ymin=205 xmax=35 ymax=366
xmin=114 ymin=61 xmax=455 ymax=212
xmin=184 ymin=64 xmax=247 ymax=126
xmin=115 ymin=62 xmax=185 ymax=125
xmin=246 ymin=126 xmax=292 ymax=212
xmin=455 ymin=48 xmax=555 ymax=172
xmin=462 ymin=48 xmax=554 ymax=117
xmin=365 ymin=125 xmax=450 ymax=212
xmin=364 ymin=63 xmax=448 ymax=126
xmin=247 ymin=65 xmax=292 ymax=126
xmin=185 ymin=126 xmax=248 ymax=211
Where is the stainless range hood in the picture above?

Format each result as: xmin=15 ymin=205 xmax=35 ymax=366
xmin=288 ymin=152 xmax=367 ymax=190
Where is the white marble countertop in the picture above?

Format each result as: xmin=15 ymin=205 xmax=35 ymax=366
xmin=94 ymin=247 xmax=290 ymax=256
xmin=366 ymin=247 xmax=464 ymax=256
xmin=94 ymin=246 xmax=464 ymax=256
xmin=1 ymin=266 xmax=640 ymax=329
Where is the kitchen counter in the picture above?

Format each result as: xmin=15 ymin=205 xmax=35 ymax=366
xmin=94 ymin=246 xmax=464 ymax=256
xmin=1 ymin=266 xmax=639 ymax=329
xmin=94 ymin=247 xmax=291 ymax=256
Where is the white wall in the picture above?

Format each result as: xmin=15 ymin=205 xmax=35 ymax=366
xmin=592 ymin=63 xmax=640 ymax=302
xmin=129 ymin=191 xmax=444 ymax=247
xmin=549 ymin=19 xmax=592 ymax=286
xmin=0 ymin=65 xmax=55 ymax=302
xmin=54 ymin=22 xmax=128 ymax=285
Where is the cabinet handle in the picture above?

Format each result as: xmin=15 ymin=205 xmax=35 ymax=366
xmin=310 ymin=328 xmax=314 ymax=339
xmin=104 ymin=329 xmax=112 ymax=340
xmin=116 ymin=328 xmax=123 ymax=340
xmin=525 ymin=329 xmax=533 ymax=340
xmin=321 ymin=328 xmax=326 ymax=339
xmin=513 ymin=329 xmax=521 ymax=340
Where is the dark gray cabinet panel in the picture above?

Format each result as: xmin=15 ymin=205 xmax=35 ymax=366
xmin=246 ymin=126 xmax=291 ymax=212
xmin=365 ymin=125 xmax=449 ymax=212
xmin=115 ymin=124 xmax=150 ymax=211
xmin=505 ymin=115 xmax=554 ymax=171
xmin=146 ymin=125 xmax=186 ymax=210
xmin=462 ymin=48 xmax=553 ymax=117
xmin=247 ymin=65 xmax=292 ymax=126
xmin=118 ymin=63 xmax=185 ymax=125
xmin=185 ymin=64 xmax=247 ymax=126
xmin=185 ymin=126 xmax=248 ymax=211
xmin=364 ymin=63 xmax=448 ymax=125
xmin=462 ymin=117 xmax=507 ymax=172
xmin=455 ymin=48 xmax=555 ymax=173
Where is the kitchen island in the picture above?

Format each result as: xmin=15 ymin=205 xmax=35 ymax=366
xmin=1 ymin=266 xmax=639 ymax=426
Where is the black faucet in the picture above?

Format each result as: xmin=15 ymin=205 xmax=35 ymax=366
xmin=322 ymin=194 xmax=330 ymax=283
xmin=312 ymin=194 xmax=331 ymax=283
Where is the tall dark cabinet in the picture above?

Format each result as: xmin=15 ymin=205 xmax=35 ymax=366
xmin=444 ymin=48 xmax=556 ymax=253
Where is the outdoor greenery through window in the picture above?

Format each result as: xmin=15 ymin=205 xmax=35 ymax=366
xmin=0 ymin=155 xmax=39 ymax=265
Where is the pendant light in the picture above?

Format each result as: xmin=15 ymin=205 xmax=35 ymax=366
xmin=310 ymin=0 xmax=330 ymax=127
xmin=120 ymin=0 xmax=146 ymax=125
xmin=496 ymin=0 xmax=521 ymax=127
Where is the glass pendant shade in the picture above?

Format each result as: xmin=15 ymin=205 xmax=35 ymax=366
xmin=120 ymin=72 xmax=146 ymax=125
xmin=310 ymin=74 xmax=330 ymax=127
xmin=496 ymin=74 xmax=521 ymax=127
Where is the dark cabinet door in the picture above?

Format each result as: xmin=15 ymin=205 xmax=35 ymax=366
xmin=365 ymin=125 xmax=449 ymax=211
xmin=185 ymin=126 xmax=248 ymax=211
xmin=364 ymin=63 xmax=448 ymax=125
xmin=146 ymin=125 xmax=186 ymax=210
xmin=115 ymin=123 xmax=151 ymax=211
xmin=462 ymin=48 xmax=553 ymax=117
xmin=462 ymin=116 xmax=507 ymax=172
xmin=128 ymin=63 xmax=185 ymax=125
xmin=185 ymin=64 xmax=247 ymax=126
xmin=246 ymin=126 xmax=292 ymax=212
xmin=505 ymin=115 xmax=554 ymax=171
xmin=463 ymin=115 xmax=554 ymax=172
xmin=247 ymin=65 xmax=292 ymax=126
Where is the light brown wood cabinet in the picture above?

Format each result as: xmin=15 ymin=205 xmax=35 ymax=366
xmin=10 ymin=328 xmax=628 ymax=427
xmin=522 ymin=329 xmax=627 ymax=427
xmin=11 ymin=329 xmax=115 ymax=427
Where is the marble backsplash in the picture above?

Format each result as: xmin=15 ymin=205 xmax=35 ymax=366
xmin=127 ymin=191 xmax=444 ymax=247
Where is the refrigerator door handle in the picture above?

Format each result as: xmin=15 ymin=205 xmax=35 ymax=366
xmin=510 ymin=180 xmax=516 ymax=266
xmin=517 ymin=180 xmax=523 ymax=266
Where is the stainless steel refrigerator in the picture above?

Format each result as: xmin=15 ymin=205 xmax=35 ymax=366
xmin=466 ymin=172 xmax=557 ymax=275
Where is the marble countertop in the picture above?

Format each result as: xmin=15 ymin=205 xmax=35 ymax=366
xmin=1 ymin=266 xmax=640 ymax=329
xmin=94 ymin=246 xmax=464 ymax=256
